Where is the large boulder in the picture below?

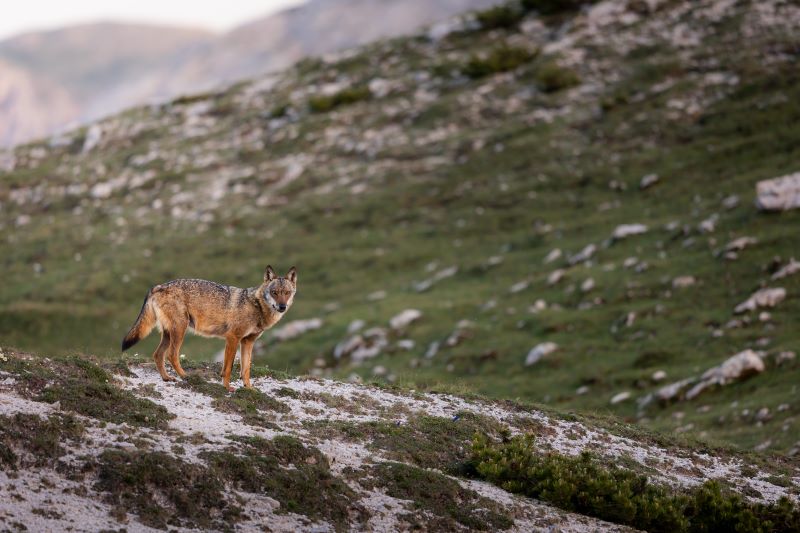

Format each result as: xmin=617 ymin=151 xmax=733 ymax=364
xmin=685 ymin=350 xmax=765 ymax=400
xmin=734 ymin=287 xmax=786 ymax=314
xmin=756 ymin=172 xmax=800 ymax=211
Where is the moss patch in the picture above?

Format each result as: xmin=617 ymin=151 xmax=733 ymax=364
xmin=0 ymin=413 xmax=83 ymax=469
xmin=181 ymin=375 xmax=289 ymax=428
xmin=306 ymin=411 xmax=506 ymax=474
xmin=204 ymin=435 xmax=365 ymax=531
xmin=94 ymin=449 xmax=239 ymax=530
xmin=365 ymin=462 xmax=513 ymax=531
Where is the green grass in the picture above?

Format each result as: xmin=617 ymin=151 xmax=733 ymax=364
xmin=0 ymin=0 xmax=798 ymax=454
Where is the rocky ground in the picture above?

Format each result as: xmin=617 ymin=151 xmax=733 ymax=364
xmin=0 ymin=351 xmax=797 ymax=531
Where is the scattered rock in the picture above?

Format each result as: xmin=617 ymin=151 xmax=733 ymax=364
xmin=525 ymin=342 xmax=558 ymax=366
xmin=652 ymin=370 xmax=667 ymax=382
xmin=612 ymin=223 xmax=648 ymax=240
xmin=724 ymin=236 xmax=757 ymax=253
xmin=775 ymin=351 xmax=796 ymax=365
xmin=396 ymin=339 xmax=415 ymax=351
xmin=547 ymin=269 xmax=566 ymax=286
xmin=698 ymin=214 xmax=718 ymax=233
xmin=756 ymin=172 xmax=800 ymax=211
xmin=610 ymin=391 xmax=632 ymax=405
xmin=672 ymin=276 xmax=696 ymax=289
xmin=575 ymin=385 xmax=589 ymax=395
xmin=272 ymin=318 xmax=323 ymax=341
xmin=413 ymin=266 xmax=458 ymax=292
xmin=82 ymin=124 xmax=103 ymax=153
xmin=580 ymin=278 xmax=595 ymax=293
xmin=445 ymin=320 xmax=474 ymax=347
xmin=685 ymin=350 xmax=765 ymax=400
xmin=347 ymin=319 xmax=366 ymax=334
xmin=367 ymin=290 xmax=387 ymax=301
xmin=424 ymin=341 xmax=440 ymax=359
xmin=721 ymin=194 xmax=740 ymax=210
xmin=509 ymin=280 xmax=530 ymax=293
xmin=734 ymin=287 xmax=786 ymax=314
xmin=568 ymin=243 xmax=596 ymax=265
xmin=544 ymin=248 xmax=562 ymax=264
xmin=772 ymin=258 xmax=800 ymax=280
xmin=640 ymin=173 xmax=659 ymax=189
xmin=755 ymin=407 xmax=771 ymax=423
xmin=389 ymin=309 xmax=422 ymax=330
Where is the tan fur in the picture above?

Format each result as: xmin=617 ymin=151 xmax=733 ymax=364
xmin=121 ymin=266 xmax=297 ymax=390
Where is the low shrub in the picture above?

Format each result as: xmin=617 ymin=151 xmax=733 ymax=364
xmin=535 ymin=61 xmax=581 ymax=92
xmin=463 ymin=45 xmax=537 ymax=79
xmin=308 ymin=86 xmax=371 ymax=113
xmin=475 ymin=5 xmax=525 ymax=30
xmin=470 ymin=434 xmax=800 ymax=532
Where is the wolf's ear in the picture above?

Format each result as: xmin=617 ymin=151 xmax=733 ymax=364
xmin=287 ymin=266 xmax=297 ymax=284
xmin=264 ymin=265 xmax=276 ymax=283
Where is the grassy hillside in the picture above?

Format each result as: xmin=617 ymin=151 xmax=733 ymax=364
xmin=1 ymin=0 xmax=799 ymax=454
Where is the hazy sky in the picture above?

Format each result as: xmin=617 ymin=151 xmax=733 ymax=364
xmin=0 ymin=0 xmax=306 ymax=40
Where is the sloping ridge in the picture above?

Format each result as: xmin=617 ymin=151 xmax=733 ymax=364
xmin=0 ymin=352 xmax=796 ymax=531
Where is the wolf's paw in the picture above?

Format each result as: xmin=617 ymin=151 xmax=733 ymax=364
xmin=162 ymin=375 xmax=178 ymax=382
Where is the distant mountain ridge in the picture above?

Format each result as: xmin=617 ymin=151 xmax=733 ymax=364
xmin=0 ymin=0 xmax=498 ymax=146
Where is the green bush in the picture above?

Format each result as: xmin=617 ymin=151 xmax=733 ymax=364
xmin=475 ymin=5 xmax=525 ymax=30
xmin=535 ymin=61 xmax=581 ymax=92
xmin=463 ymin=45 xmax=537 ymax=79
xmin=520 ymin=0 xmax=594 ymax=15
xmin=470 ymin=434 xmax=800 ymax=532
xmin=308 ymin=86 xmax=371 ymax=113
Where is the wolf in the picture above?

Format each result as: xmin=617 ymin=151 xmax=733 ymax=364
xmin=121 ymin=266 xmax=296 ymax=390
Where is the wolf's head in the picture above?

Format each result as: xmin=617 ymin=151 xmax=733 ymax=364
xmin=261 ymin=265 xmax=297 ymax=313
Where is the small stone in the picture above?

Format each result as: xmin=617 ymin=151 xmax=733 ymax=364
xmin=721 ymin=194 xmax=740 ymax=210
xmin=672 ymin=276 xmax=696 ymax=289
xmin=389 ymin=309 xmax=422 ymax=330
xmin=576 ymin=385 xmax=589 ymax=395
xmin=544 ymin=248 xmax=562 ymax=264
xmin=640 ymin=173 xmax=659 ymax=189
xmin=776 ymin=351 xmax=796 ymax=365
xmin=652 ymin=370 xmax=667 ymax=382
xmin=755 ymin=407 xmax=771 ymax=422
xmin=525 ymin=342 xmax=558 ymax=366
xmin=547 ymin=269 xmax=566 ymax=286
xmin=612 ymin=223 xmax=648 ymax=240
xmin=580 ymin=278 xmax=595 ymax=293
xmin=610 ymin=391 xmax=632 ymax=405
xmin=772 ymin=258 xmax=800 ymax=280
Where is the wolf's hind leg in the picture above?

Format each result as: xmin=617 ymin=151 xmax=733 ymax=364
xmin=153 ymin=330 xmax=175 ymax=382
xmin=167 ymin=320 xmax=188 ymax=378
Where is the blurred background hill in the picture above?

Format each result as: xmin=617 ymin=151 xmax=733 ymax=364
xmin=0 ymin=0 xmax=497 ymax=146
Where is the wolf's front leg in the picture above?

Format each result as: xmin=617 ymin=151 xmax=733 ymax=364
xmin=240 ymin=336 xmax=257 ymax=388
xmin=221 ymin=337 xmax=240 ymax=392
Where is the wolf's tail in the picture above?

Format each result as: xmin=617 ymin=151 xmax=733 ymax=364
xmin=121 ymin=290 xmax=157 ymax=351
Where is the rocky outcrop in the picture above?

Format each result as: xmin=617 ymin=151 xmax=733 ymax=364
xmin=756 ymin=172 xmax=800 ymax=211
